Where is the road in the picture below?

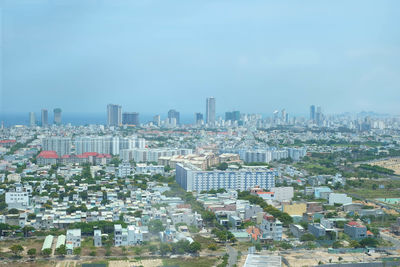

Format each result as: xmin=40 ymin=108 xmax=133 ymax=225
xmin=227 ymin=245 xmax=238 ymax=267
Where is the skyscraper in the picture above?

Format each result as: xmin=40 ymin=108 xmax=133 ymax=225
xmin=206 ymin=97 xmax=216 ymax=125
xmin=53 ymin=108 xmax=62 ymax=125
xmin=168 ymin=109 xmax=180 ymax=125
xmin=195 ymin=112 xmax=203 ymax=125
xmin=153 ymin=115 xmax=161 ymax=126
xmin=107 ymin=104 xmax=122 ymax=127
xmin=41 ymin=109 xmax=48 ymax=127
xmin=310 ymin=105 xmax=316 ymax=122
xmin=29 ymin=112 xmax=36 ymax=127
xmin=122 ymin=112 xmax=140 ymax=125
xmin=225 ymin=111 xmax=240 ymax=121
xmin=316 ymin=106 xmax=322 ymax=126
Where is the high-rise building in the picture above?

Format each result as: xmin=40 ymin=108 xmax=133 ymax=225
xmin=176 ymin=163 xmax=276 ymax=192
xmin=42 ymin=137 xmax=72 ymax=156
xmin=107 ymin=104 xmax=122 ymax=127
xmin=206 ymin=97 xmax=216 ymax=125
xmin=53 ymin=108 xmax=62 ymax=125
xmin=195 ymin=113 xmax=203 ymax=125
xmin=168 ymin=109 xmax=180 ymax=125
xmin=29 ymin=112 xmax=36 ymax=127
xmin=153 ymin=115 xmax=161 ymax=126
xmin=122 ymin=112 xmax=139 ymax=125
xmin=310 ymin=105 xmax=316 ymax=122
xmin=225 ymin=111 xmax=240 ymax=122
xmin=316 ymin=106 xmax=322 ymax=126
xmin=41 ymin=109 xmax=48 ymax=127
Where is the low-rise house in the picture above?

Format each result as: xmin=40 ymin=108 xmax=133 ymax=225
xmin=66 ymin=229 xmax=81 ymax=248
xmin=94 ymin=229 xmax=102 ymax=247
xmin=328 ymin=193 xmax=352 ymax=205
xmin=308 ymin=223 xmax=326 ymax=238
xmin=290 ymin=224 xmax=306 ymax=238
xmin=344 ymin=221 xmax=367 ymax=240
xmin=260 ymin=214 xmax=282 ymax=241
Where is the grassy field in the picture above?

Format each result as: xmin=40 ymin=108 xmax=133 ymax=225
xmin=162 ymin=257 xmax=218 ymax=267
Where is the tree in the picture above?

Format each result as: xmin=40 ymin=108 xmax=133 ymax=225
xmin=9 ymin=244 xmax=23 ymax=257
xmin=216 ymin=162 xmax=228 ymax=171
xmin=148 ymin=244 xmax=158 ymax=254
xmin=159 ymin=243 xmax=171 ymax=256
xmin=73 ymin=247 xmax=81 ymax=256
xmin=360 ymin=237 xmax=378 ymax=248
xmin=372 ymin=184 xmax=378 ymax=190
xmin=8 ymin=208 xmax=19 ymax=214
xmin=255 ymin=243 xmax=262 ymax=251
xmin=41 ymin=248 xmax=52 ymax=257
xmin=208 ymin=243 xmax=217 ymax=251
xmin=349 ymin=240 xmax=361 ymax=248
xmin=55 ymin=244 xmax=67 ymax=256
xmin=188 ymin=241 xmax=202 ymax=254
xmin=148 ymin=219 xmax=165 ymax=234
xmin=27 ymin=248 xmax=36 ymax=258
xmin=301 ymin=233 xmax=316 ymax=242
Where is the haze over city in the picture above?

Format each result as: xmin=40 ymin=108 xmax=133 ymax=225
xmin=1 ymin=0 xmax=400 ymax=116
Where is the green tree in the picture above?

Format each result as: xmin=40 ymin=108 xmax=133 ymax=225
xmin=73 ymin=247 xmax=82 ymax=256
xmin=27 ymin=248 xmax=37 ymax=258
xmin=301 ymin=233 xmax=316 ymax=242
xmin=360 ymin=237 xmax=378 ymax=248
xmin=148 ymin=219 xmax=165 ymax=234
xmin=9 ymin=244 xmax=24 ymax=257
xmin=159 ymin=243 xmax=171 ymax=256
xmin=188 ymin=241 xmax=202 ymax=254
xmin=55 ymin=244 xmax=67 ymax=256
xmin=41 ymin=248 xmax=52 ymax=257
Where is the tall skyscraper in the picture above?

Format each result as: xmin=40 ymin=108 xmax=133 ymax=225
xmin=310 ymin=105 xmax=316 ymax=122
xmin=41 ymin=109 xmax=48 ymax=127
xmin=316 ymin=106 xmax=322 ymax=126
xmin=107 ymin=104 xmax=122 ymax=127
xmin=122 ymin=112 xmax=140 ymax=125
xmin=206 ymin=97 xmax=216 ymax=125
xmin=29 ymin=112 xmax=36 ymax=127
xmin=153 ymin=115 xmax=161 ymax=126
xmin=225 ymin=111 xmax=240 ymax=121
xmin=195 ymin=112 xmax=203 ymax=125
xmin=168 ymin=109 xmax=180 ymax=125
xmin=53 ymin=108 xmax=62 ymax=125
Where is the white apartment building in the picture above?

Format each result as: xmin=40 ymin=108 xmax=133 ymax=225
xmin=176 ymin=163 xmax=276 ymax=192
xmin=260 ymin=214 xmax=282 ymax=241
xmin=114 ymin=224 xmax=143 ymax=246
xmin=328 ymin=193 xmax=352 ymax=205
xmin=120 ymin=148 xmax=192 ymax=162
xmin=270 ymin=187 xmax=294 ymax=202
xmin=66 ymin=229 xmax=81 ymax=248
xmin=5 ymin=192 xmax=29 ymax=210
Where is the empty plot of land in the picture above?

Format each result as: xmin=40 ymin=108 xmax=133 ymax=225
xmin=371 ymin=158 xmax=400 ymax=175
xmin=108 ymin=259 xmax=162 ymax=267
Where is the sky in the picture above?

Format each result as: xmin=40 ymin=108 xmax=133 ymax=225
xmin=1 ymin=0 xmax=400 ymax=118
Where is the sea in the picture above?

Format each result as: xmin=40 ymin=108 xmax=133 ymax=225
xmin=0 ymin=113 xmax=195 ymax=127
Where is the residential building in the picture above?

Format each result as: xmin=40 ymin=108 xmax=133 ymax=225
xmin=176 ymin=163 xmax=276 ymax=192
xmin=122 ymin=112 xmax=139 ymax=125
xmin=42 ymin=137 xmax=72 ymax=156
xmin=260 ymin=214 xmax=282 ymax=241
xmin=94 ymin=230 xmax=102 ymax=247
xmin=271 ymin=187 xmax=294 ymax=202
xmin=5 ymin=191 xmax=29 ymax=210
xmin=29 ymin=112 xmax=36 ymax=127
xmin=66 ymin=229 xmax=81 ymax=248
xmin=53 ymin=108 xmax=62 ymax=125
xmin=328 ymin=193 xmax=352 ymax=205
xmin=344 ymin=221 xmax=367 ymax=239
xmin=107 ymin=104 xmax=122 ymax=127
xmin=206 ymin=97 xmax=216 ymax=126
xmin=41 ymin=109 xmax=48 ymax=127
xmin=308 ymin=223 xmax=326 ymax=238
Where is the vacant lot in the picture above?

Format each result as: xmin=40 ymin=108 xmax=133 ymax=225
xmin=371 ymin=158 xmax=400 ymax=175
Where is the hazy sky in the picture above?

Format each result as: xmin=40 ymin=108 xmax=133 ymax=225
xmin=1 ymin=0 xmax=399 ymax=116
